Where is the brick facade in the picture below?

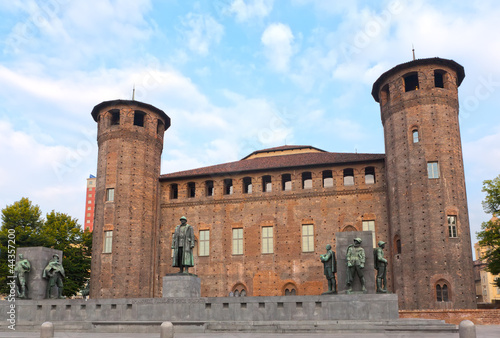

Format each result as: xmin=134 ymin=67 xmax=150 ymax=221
xmin=90 ymin=58 xmax=476 ymax=310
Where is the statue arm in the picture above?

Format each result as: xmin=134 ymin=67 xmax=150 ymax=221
xmin=360 ymin=249 xmax=366 ymax=267
xmin=189 ymin=226 xmax=195 ymax=248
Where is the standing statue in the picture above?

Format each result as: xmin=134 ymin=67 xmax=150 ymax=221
xmin=374 ymin=241 xmax=388 ymax=293
xmin=319 ymin=244 xmax=337 ymax=294
xmin=14 ymin=254 xmax=31 ymax=299
xmin=172 ymin=216 xmax=195 ymax=273
xmin=346 ymin=237 xmax=366 ymax=294
xmin=43 ymin=254 xmax=65 ymax=299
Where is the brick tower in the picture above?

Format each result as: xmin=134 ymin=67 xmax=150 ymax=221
xmin=90 ymin=100 xmax=170 ymax=298
xmin=372 ymin=58 xmax=476 ymax=309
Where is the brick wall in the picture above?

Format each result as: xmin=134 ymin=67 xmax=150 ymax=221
xmin=399 ymin=309 xmax=500 ymax=325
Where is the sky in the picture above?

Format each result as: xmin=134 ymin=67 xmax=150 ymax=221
xmin=0 ymin=0 xmax=499 ymax=256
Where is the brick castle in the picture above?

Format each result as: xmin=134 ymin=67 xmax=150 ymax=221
xmin=89 ymin=57 xmax=476 ymax=310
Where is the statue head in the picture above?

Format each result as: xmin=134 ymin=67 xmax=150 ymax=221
xmin=53 ymin=254 xmax=59 ymax=261
xmin=354 ymin=238 xmax=362 ymax=246
xmin=378 ymin=241 xmax=386 ymax=248
xmin=19 ymin=254 xmax=24 ymax=259
xmin=180 ymin=216 xmax=187 ymax=224
xmin=326 ymin=244 xmax=331 ymax=250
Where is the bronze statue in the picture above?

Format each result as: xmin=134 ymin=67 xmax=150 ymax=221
xmin=346 ymin=237 xmax=366 ymax=294
xmin=374 ymin=240 xmax=388 ymax=293
xmin=43 ymin=254 xmax=65 ymax=299
xmin=14 ymin=254 xmax=31 ymax=299
xmin=320 ymin=244 xmax=337 ymax=294
xmin=171 ymin=216 xmax=195 ymax=273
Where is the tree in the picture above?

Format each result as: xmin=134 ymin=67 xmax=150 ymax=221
xmin=0 ymin=198 xmax=92 ymax=296
xmin=477 ymin=175 xmax=500 ymax=288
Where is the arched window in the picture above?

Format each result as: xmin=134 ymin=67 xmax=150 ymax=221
xmin=232 ymin=284 xmax=247 ymax=297
xmin=283 ymin=282 xmax=298 ymax=296
xmin=109 ymin=109 xmax=120 ymax=126
xmin=342 ymin=225 xmax=357 ymax=232
xmin=343 ymin=168 xmax=354 ymax=186
xmin=302 ymin=172 xmax=312 ymax=189
xmin=322 ymin=170 xmax=333 ymax=188
xmin=436 ymin=281 xmax=450 ymax=302
xmin=412 ymin=129 xmax=419 ymax=143
xmin=365 ymin=167 xmax=375 ymax=184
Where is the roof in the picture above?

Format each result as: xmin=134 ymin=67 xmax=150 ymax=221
xmin=91 ymin=99 xmax=171 ymax=127
xmin=371 ymin=57 xmax=465 ymax=102
xmin=242 ymin=145 xmax=326 ymax=160
xmin=160 ymin=149 xmax=385 ymax=181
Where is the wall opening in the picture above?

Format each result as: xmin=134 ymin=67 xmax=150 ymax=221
xmin=170 ymin=184 xmax=178 ymax=199
xmin=262 ymin=175 xmax=272 ymax=192
xmin=302 ymin=172 xmax=312 ymax=189
xmin=243 ymin=177 xmax=252 ymax=194
xmin=404 ymin=73 xmax=419 ymax=92
xmin=434 ymin=70 xmax=445 ymax=88
xmin=224 ymin=179 xmax=233 ymax=195
xmin=133 ymin=110 xmax=145 ymax=127
xmin=282 ymin=174 xmax=292 ymax=191
xmin=110 ymin=109 xmax=120 ymax=126
xmin=322 ymin=170 xmax=333 ymax=187
xmin=187 ymin=182 xmax=196 ymax=198
xmin=365 ymin=167 xmax=375 ymax=184
xmin=343 ymin=168 xmax=354 ymax=186
xmin=205 ymin=180 xmax=214 ymax=197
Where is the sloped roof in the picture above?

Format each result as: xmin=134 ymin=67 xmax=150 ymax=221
xmin=160 ymin=149 xmax=385 ymax=181
xmin=241 ymin=145 xmax=326 ymax=159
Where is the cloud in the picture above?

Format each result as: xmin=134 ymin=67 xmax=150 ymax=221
xmin=179 ymin=13 xmax=224 ymax=56
xmin=261 ymin=23 xmax=294 ymax=72
xmin=228 ymin=0 xmax=274 ymax=22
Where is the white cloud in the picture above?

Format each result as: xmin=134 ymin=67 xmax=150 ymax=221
xmin=180 ymin=13 xmax=224 ymax=56
xmin=261 ymin=23 xmax=294 ymax=72
xmin=229 ymin=0 xmax=274 ymax=22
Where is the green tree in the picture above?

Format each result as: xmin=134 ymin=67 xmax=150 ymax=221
xmin=477 ymin=175 xmax=500 ymax=288
xmin=0 ymin=198 xmax=92 ymax=296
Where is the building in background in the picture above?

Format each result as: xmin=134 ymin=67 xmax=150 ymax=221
xmin=89 ymin=57 xmax=477 ymax=310
xmin=474 ymin=241 xmax=500 ymax=304
xmin=84 ymin=175 xmax=96 ymax=232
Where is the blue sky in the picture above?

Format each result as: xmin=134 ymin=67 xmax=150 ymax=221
xmin=1 ymin=0 xmax=499 ymax=253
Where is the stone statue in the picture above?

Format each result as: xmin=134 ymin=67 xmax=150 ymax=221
xmin=43 ymin=254 xmax=65 ymax=299
xmin=346 ymin=237 xmax=366 ymax=294
xmin=320 ymin=244 xmax=337 ymax=294
xmin=81 ymin=279 xmax=90 ymax=299
xmin=14 ymin=254 xmax=31 ymax=299
xmin=374 ymin=240 xmax=388 ymax=293
xmin=171 ymin=216 xmax=195 ymax=273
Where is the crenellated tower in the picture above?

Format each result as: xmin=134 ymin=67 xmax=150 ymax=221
xmin=90 ymin=100 xmax=170 ymax=298
xmin=372 ymin=58 xmax=476 ymax=309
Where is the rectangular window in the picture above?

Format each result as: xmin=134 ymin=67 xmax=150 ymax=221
xmin=133 ymin=111 xmax=145 ymax=127
xmin=88 ymin=207 xmax=91 ymax=210
xmin=322 ymin=170 xmax=333 ymax=187
xmin=362 ymin=220 xmax=376 ymax=248
xmin=103 ymin=231 xmax=113 ymax=253
xmin=262 ymin=226 xmax=273 ymax=254
xmin=206 ymin=181 xmax=214 ymax=197
xmin=170 ymin=184 xmax=178 ymax=199
xmin=448 ymin=215 xmax=457 ymax=238
xmin=188 ymin=182 xmax=196 ymax=198
xmin=282 ymin=174 xmax=292 ymax=191
xmin=86 ymin=220 xmax=90 ymax=223
xmin=232 ymin=228 xmax=243 ymax=255
xmin=106 ymin=188 xmax=115 ymax=201
xmin=343 ymin=168 xmax=354 ymax=186
xmin=262 ymin=176 xmax=272 ymax=192
xmin=199 ymin=230 xmax=210 ymax=256
xmin=243 ymin=177 xmax=252 ymax=194
xmin=224 ymin=179 xmax=233 ymax=195
xmin=427 ymin=162 xmax=440 ymax=179
xmin=302 ymin=224 xmax=314 ymax=252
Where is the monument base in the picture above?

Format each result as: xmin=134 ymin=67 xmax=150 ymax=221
xmin=163 ymin=273 xmax=200 ymax=298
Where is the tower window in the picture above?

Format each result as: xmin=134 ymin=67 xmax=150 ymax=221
xmin=133 ymin=110 xmax=145 ymax=127
xmin=412 ymin=129 xmax=419 ymax=143
xmin=434 ymin=70 xmax=445 ymax=88
xmin=302 ymin=172 xmax=312 ymax=189
xmin=448 ymin=215 xmax=457 ymax=238
xmin=206 ymin=180 xmax=214 ymax=197
xmin=322 ymin=170 xmax=333 ymax=187
xmin=365 ymin=167 xmax=375 ymax=184
xmin=343 ymin=168 xmax=354 ymax=186
xmin=282 ymin=174 xmax=292 ymax=191
xmin=224 ymin=179 xmax=233 ymax=195
xmin=396 ymin=239 xmax=402 ymax=254
xmin=436 ymin=282 xmax=450 ymax=302
xmin=404 ymin=73 xmax=419 ymax=92
xmin=110 ymin=109 xmax=120 ymax=126
xmin=243 ymin=177 xmax=252 ymax=194
xmin=262 ymin=175 xmax=272 ymax=192
xmin=103 ymin=230 xmax=113 ymax=253
xmin=187 ymin=182 xmax=196 ymax=198
xmin=106 ymin=188 xmax=115 ymax=202
xmin=427 ymin=162 xmax=440 ymax=179
xmin=170 ymin=184 xmax=178 ymax=199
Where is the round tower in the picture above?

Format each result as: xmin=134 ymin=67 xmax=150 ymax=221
xmin=372 ymin=58 xmax=476 ymax=309
xmin=90 ymin=99 xmax=170 ymax=298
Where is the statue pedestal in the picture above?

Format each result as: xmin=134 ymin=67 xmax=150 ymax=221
xmin=162 ymin=273 xmax=200 ymax=298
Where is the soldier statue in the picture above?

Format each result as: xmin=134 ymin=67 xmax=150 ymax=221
xmin=43 ymin=254 xmax=65 ymax=299
xmin=346 ymin=237 xmax=366 ymax=294
xmin=171 ymin=216 xmax=195 ymax=273
xmin=374 ymin=240 xmax=388 ymax=293
xmin=14 ymin=254 xmax=31 ymax=299
xmin=320 ymin=244 xmax=337 ymax=294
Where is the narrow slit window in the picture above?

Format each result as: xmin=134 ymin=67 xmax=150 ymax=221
xmin=302 ymin=172 xmax=312 ymax=189
xmin=133 ymin=110 xmax=145 ymax=127
xmin=412 ymin=129 xmax=419 ymax=143
xmin=343 ymin=168 xmax=354 ymax=186
xmin=282 ymin=174 xmax=292 ymax=191
xmin=243 ymin=177 xmax=252 ymax=194
xmin=404 ymin=73 xmax=419 ymax=92
xmin=448 ymin=215 xmax=457 ymax=238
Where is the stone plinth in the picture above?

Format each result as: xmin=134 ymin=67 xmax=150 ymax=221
xmin=163 ymin=274 xmax=200 ymax=298
xmin=16 ymin=247 xmax=63 ymax=300
xmin=336 ymin=231 xmax=375 ymax=294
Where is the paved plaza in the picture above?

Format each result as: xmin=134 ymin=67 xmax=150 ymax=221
xmin=1 ymin=326 xmax=500 ymax=338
